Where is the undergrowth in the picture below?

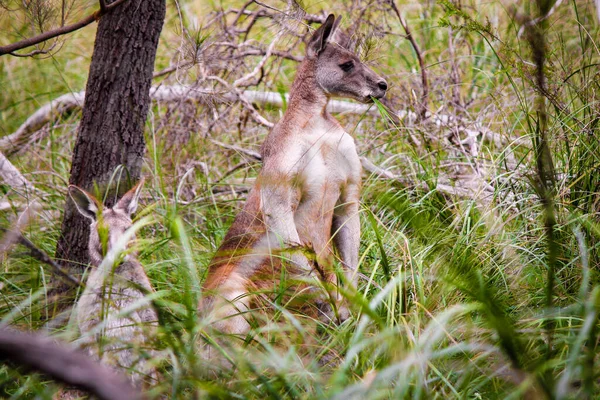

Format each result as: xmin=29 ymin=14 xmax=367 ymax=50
xmin=1 ymin=0 xmax=599 ymax=399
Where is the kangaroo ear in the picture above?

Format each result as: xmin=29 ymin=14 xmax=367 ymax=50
xmin=307 ymin=14 xmax=337 ymax=58
xmin=330 ymin=17 xmax=350 ymax=48
xmin=114 ymin=178 xmax=144 ymax=217
xmin=69 ymin=185 xmax=100 ymax=221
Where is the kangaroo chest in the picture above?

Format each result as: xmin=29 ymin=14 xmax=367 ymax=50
xmin=295 ymin=125 xmax=360 ymax=197
xmin=288 ymin=122 xmax=362 ymax=254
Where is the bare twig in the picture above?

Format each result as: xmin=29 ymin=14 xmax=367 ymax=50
xmin=205 ymin=76 xmax=274 ymax=128
xmin=0 ymin=0 xmax=129 ymax=56
xmin=15 ymin=232 xmax=82 ymax=287
xmin=389 ymin=0 xmax=429 ymax=120
xmin=233 ymin=31 xmax=283 ymax=87
xmin=210 ymin=139 xmax=261 ymax=160
xmin=0 ymin=329 xmax=143 ymax=400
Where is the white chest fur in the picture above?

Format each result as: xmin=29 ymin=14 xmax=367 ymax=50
xmin=295 ymin=122 xmax=362 ymax=188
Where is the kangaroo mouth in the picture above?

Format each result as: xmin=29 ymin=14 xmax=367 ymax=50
xmin=363 ymin=92 xmax=386 ymax=103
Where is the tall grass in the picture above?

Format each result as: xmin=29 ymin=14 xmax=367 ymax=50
xmin=1 ymin=0 xmax=599 ymax=398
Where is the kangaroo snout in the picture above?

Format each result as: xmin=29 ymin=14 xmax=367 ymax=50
xmin=364 ymin=74 xmax=388 ymax=102
xmin=371 ymin=78 xmax=388 ymax=100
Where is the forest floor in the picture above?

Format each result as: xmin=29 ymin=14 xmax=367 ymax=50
xmin=1 ymin=0 xmax=600 ymax=398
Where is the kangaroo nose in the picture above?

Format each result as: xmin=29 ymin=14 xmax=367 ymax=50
xmin=378 ymin=80 xmax=388 ymax=91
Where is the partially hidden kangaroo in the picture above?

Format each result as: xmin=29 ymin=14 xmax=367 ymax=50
xmin=69 ymin=180 xmax=158 ymax=384
xmin=201 ymin=14 xmax=388 ymax=335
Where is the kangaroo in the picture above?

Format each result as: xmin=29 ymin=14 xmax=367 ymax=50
xmin=69 ymin=180 xmax=159 ymax=385
xmin=200 ymin=14 xmax=387 ymax=335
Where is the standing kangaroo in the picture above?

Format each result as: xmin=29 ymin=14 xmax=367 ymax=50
xmin=201 ymin=14 xmax=387 ymax=335
xmin=69 ymin=181 xmax=158 ymax=384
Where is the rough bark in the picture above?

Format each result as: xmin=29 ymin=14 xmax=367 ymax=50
xmin=54 ymin=0 xmax=166 ymax=295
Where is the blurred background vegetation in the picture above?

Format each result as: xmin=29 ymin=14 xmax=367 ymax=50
xmin=1 ymin=0 xmax=599 ymax=398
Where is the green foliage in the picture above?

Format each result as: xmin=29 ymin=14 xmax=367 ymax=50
xmin=1 ymin=0 xmax=600 ymax=398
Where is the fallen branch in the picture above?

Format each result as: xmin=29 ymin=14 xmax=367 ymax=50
xmin=0 ymin=328 xmax=143 ymax=400
xmin=0 ymin=92 xmax=85 ymax=156
xmin=0 ymin=151 xmax=36 ymax=191
xmin=360 ymin=156 xmax=493 ymax=199
xmin=3 ymin=86 xmax=514 ymax=160
xmin=210 ymin=139 xmax=261 ymax=160
xmin=1 ymin=87 xmax=380 ymax=155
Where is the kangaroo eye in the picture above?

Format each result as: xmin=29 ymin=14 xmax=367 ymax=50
xmin=339 ymin=61 xmax=354 ymax=72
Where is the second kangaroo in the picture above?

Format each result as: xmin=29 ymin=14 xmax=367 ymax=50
xmin=69 ymin=181 xmax=159 ymax=384
xmin=201 ymin=14 xmax=387 ymax=334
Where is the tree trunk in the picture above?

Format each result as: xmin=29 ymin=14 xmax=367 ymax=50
xmin=54 ymin=0 xmax=165 ymax=298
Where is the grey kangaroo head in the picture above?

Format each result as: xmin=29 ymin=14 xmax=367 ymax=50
xmin=69 ymin=180 xmax=144 ymax=266
xmin=307 ymin=14 xmax=387 ymax=103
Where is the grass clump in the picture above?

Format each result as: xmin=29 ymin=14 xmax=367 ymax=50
xmin=1 ymin=0 xmax=600 ymax=398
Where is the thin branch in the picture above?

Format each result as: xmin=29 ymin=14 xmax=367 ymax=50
xmin=0 ymin=329 xmax=143 ymax=400
xmin=0 ymin=92 xmax=85 ymax=156
xmin=99 ymin=0 xmax=108 ymax=13
xmin=153 ymin=61 xmax=194 ymax=79
xmin=389 ymin=0 xmax=429 ymax=120
xmin=234 ymin=31 xmax=283 ymax=87
xmin=226 ymin=7 xmax=324 ymax=24
xmin=15 ymin=231 xmax=82 ymax=287
xmin=210 ymin=139 xmax=261 ymax=160
xmin=0 ymin=0 xmax=129 ymax=57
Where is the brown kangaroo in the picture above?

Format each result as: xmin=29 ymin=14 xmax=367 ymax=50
xmin=69 ymin=181 xmax=159 ymax=385
xmin=200 ymin=14 xmax=387 ymax=335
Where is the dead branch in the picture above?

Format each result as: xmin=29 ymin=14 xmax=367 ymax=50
xmin=204 ymin=76 xmax=275 ymax=128
xmin=0 ymin=92 xmax=85 ymax=156
xmin=1 ymin=87 xmax=380 ymax=155
xmin=15 ymin=231 xmax=82 ymax=287
xmin=389 ymin=0 xmax=429 ymax=120
xmin=210 ymin=139 xmax=261 ymax=160
xmin=0 ymin=328 xmax=143 ymax=400
xmin=0 ymin=0 xmax=129 ymax=56
xmin=3 ymin=86 xmax=512 ymax=157
xmin=226 ymin=7 xmax=325 ymax=24
xmin=360 ymin=156 xmax=493 ymax=199
xmin=234 ymin=31 xmax=284 ymax=87
xmin=0 ymin=151 xmax=36 ymax=191
xmin=0 ymin=202 xmax=39 ymax=262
